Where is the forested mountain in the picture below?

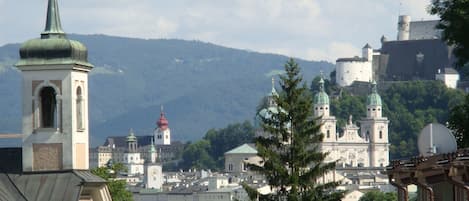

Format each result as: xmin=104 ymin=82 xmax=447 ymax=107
xmin=0 ymin=34 xmax=333 ymax=146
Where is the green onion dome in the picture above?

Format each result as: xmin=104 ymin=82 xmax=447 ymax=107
xmin=313 ymin=78 xmax=329 ymax=105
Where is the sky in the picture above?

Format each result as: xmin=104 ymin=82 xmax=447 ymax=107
xmin=0 ymin=0 xmax=438 ymax=62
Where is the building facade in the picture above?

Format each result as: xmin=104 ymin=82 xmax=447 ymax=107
xmin=315 ymin=79 xmax=390 ymax=168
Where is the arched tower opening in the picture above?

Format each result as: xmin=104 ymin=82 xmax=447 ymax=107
xmin=40 ymin=86 xmax=57 ymax=128
xmin=76 ymin=86 xmax=83 ymax=130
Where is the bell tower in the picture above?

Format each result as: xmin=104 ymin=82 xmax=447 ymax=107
xmin=16 ymin=0 xmax=93 ymax=172
xmin=360 ymin=81 xmax=389 ymax=167
xmin=154 ymin=106 xmax=171 ymax=145
xmin=313 ymin=76 xmax=337 ymax=143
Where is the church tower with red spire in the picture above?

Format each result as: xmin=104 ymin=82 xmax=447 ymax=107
xmin=154 ymin=106 xmax=171 ymax=145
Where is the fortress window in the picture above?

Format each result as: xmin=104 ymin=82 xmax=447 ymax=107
xmin=40 ymin=87 xmax=57 ymax=128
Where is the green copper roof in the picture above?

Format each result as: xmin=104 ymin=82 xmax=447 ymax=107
xmin=225 ymin=144 xmax=257 ymax=154
xmin=314 ymin=77 xmax=329 ymax=105
xmin=367 ymin=81 xmax=382 ymax=106
xmin=126 ymin=129 xmax=137 ymax=142
xmin=16 ymin=0 xmax=92 ymax=68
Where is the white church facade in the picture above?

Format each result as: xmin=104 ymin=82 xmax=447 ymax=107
xmin=315 ymin=79 xmax=390 ymax=168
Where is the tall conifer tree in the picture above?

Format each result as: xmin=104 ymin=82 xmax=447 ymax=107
xmin=250 ymin=59 xmax=344 ymax=201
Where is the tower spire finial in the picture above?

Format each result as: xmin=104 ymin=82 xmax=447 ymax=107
xmin=41 ymin=0 xmax=65 ymax=39
xmin=371 ymin=80 xmax=378 ymax=93
xmin=318 ymin=71 xmax=325 ymax=92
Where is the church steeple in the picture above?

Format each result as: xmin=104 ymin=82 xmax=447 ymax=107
xmin=41 ymin=0 xmax=65 ymax=39
xmin=313 ymin=74 xmax=330 ymax=117
xmin=267 ymin=77 xmax=278 ymax=107
xmin=366 ymin=81 xmax=383 ymax=118
xmin=16 ymin=0 xmax=93 ymax=172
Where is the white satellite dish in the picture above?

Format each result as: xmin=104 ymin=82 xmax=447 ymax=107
xmin=418 ymin=123 xmax=457 ymax=157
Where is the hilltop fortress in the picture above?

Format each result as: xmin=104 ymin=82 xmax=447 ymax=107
xmin=336 ymin=15 xmax=459 ymax=90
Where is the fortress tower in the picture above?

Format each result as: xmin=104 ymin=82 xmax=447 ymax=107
xmin=397 ymin=15 xmax=411 ymax=41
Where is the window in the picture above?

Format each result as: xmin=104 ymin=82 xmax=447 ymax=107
xmin=326 ymin=130 xmax=330 ymax=138
xmin=40 ymin=87 xmax=57 ymax=128
xmin=379 ymin=131 xmax=383 ymax=139
xmin=76 ymin=87 xmax=84 ymax=130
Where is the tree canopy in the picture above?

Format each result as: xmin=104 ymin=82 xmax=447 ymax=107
xmin=179 ymin=120 xmax=255 ymax=170
xmin=91 ymin=162 xmax=133 ymax=201
xmin=449 ymin=94 xmax=469 ymax=147
xmin=431 ymin=0 xmax=469 ymax=149
xmin=249 ymin=59 xmax=344 ymax=201
xmin=359 ymin=191 xmax=397 ymax=201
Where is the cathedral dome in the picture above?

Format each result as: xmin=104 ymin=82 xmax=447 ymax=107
xmin=314 ymin=78 xmax=329 ymax=105
xmin=255 ymin=106 xmax=286 ymax=128
xmin=314 ymin=91 xmax=330 ymax=105
xmin=157 ymin=112 xmax=169 ymax=130
xmin=367 ymin=81 xmax=382 ymax=106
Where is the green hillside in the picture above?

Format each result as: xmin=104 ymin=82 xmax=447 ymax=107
xmin=0 ymin=34 xmax=333 ymax=146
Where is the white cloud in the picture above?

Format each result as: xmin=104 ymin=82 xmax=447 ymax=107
xmin=401 ymin=0 xmax=438 ymax=20
xmin=0 ymin=1 xmax=439 ymax=62
xmin=306 ymin=42 xmax=360 ymax=62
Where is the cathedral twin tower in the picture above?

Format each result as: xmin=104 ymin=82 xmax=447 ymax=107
xmin=258 ymin=77 xmax=390 ymax=168
xmin=314 ymin=78 xmax=389 ymax=168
